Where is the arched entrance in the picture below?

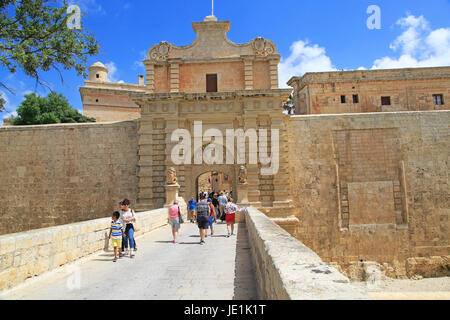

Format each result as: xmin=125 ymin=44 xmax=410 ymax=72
xmin=184 ymin=165 xmax=237 ymax=204
xmin=195 ymin=171 xmax=233 ymax=201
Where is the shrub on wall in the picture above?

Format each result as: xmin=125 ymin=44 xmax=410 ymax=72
xmin=11 ymin=92 xmax=96 ymax=125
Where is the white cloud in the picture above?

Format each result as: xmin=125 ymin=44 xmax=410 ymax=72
xmin=132 ymin=50 xmax=147 ymax=71
xmin=71 ymin=0 xmax=105 ymax=15
xmin=278 ymin=40 xmax=337 ymax=87
xmin=105 ymin=62 xmax=124 ymax=83
xmin=372 ymin=15 xmax=450 ymax=69
xmin=3 ymin=110 xmax=17 ymax=120
xmin=279 ymin=14 xmax=450 ymax=87
xmin=0 ymin=90 xmax=10 ymax=110
xmin=0 ymin=90 xmax=17 ymax=123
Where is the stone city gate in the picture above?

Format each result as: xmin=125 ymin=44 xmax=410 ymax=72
xmin=132 ymin=91 xmax=295 ymax=218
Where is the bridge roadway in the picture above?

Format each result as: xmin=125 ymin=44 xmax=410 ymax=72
xmin=1 ymin=222 xmax=258 ymax=300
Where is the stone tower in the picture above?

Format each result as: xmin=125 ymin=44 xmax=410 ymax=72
xmin=88 ymin=62 xmax=109 ymax=82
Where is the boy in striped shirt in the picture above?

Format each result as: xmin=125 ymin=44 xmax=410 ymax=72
xmin=109 ymin=211 xmax=124 ymax=262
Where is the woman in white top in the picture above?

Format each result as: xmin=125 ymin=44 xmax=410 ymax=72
xmin=119 ymin=199 xmax=137 ymax=258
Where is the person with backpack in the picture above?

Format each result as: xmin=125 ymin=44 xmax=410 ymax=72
xmin=195 ymin=194 xmax=210 ymax=245
xmin=119 ymin=198 xmax=137 ymax=258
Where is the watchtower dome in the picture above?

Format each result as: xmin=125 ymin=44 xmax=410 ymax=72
xmin=88 ymin=62 xmax=108 ymax=82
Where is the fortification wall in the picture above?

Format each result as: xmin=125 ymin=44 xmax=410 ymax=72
xmin=0 ymin=121 xmax=139 ymax=235
xmin=287 ymin=111 xmax=449 ymax=279
xmin=245 ymin=207 xmax=369 ymax=299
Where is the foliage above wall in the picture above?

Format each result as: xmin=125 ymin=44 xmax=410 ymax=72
xmin=10 ymin=92 xmax=95 ymax=125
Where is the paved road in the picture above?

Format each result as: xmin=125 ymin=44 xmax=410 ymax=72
xmin=1 ymin=222 xmax=258 ymax=300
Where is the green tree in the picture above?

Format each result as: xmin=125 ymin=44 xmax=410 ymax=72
xmin=11 ymin=91 xmax=95 ymax=125
xmin=0 ymin=0 xmax=100 ymax=111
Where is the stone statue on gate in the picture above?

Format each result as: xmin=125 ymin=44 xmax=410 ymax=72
xmin=238 ymin=166 xmax=248 ymax=184
xmin=167 ymin=167 xmax=178 ymax=185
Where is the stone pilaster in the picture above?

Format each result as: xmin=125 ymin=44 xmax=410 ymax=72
xmin=244 ymin=59 xmax=254 ymax=90
xmin=145 ymin=63 xmax=155 ymax=92
xmin=241 ymin=114 xmax=261 ymax=207
xmin=169 ymin=62 xmax=180 ymax=93
xmin=135 ymin=115 xmax=154 ymax=212
xmin=269 ymin=59 xmax=279 ymax=89
xmin=270 ymin=116 xmax=295 ymax=215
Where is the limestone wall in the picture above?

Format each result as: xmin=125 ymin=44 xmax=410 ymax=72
xmin=0 ymin=121 xmax=139 ymax=235
xmin=245 ymin=207 xmax=369 ymax=299
xmin=289 ymin=67 xmax=450 ymax=115
xmin=287 ymin=111 xmax=449 ymax=278
xmin=0 ymin=208 xmax=168 ymax=292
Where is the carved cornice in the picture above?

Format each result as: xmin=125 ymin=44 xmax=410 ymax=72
xmin=130 ymin=89 xmax=292 ymax=104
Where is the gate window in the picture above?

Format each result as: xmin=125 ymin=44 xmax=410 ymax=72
xmin=206 ymin=74 xmax=218 ymax=92
xmin=381 ymin=96 xmax=391 ymax=106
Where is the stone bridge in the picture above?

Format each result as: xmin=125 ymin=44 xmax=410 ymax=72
xmin=0 ymin=208 xmax=369 ymax=300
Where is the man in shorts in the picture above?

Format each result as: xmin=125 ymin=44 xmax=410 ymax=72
xmin=195 ymin=194 xmax=211 ymax=245
xmin=188 ymin=196 xmax=196 ymax=223
xmin=109 ymin=211 xmax=124 ymax=262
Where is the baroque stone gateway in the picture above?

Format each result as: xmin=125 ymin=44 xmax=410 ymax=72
xmin=0 ymin=14 xmax=449 ymax=281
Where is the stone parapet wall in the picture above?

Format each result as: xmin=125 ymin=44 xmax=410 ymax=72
xmin=244 ymin=207 xmax=369 ymax=300
xmin=0 ymin=121 xmax=139 ymax=235
xmin=287 ymin=111 xmax=449 ymax=279
xmin=0 ymin=208 xmax=168 ymax=292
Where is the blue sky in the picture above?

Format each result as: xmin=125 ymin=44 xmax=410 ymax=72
xmin=1 ymin=0 xmax=450 ymax=124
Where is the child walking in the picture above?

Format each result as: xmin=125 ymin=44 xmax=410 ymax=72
xmin=109 ymin=211 xmax=124 ymax=262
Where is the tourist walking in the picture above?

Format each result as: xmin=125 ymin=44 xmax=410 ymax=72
xmin=168 ymin=200 xmax=182 ymax=243
xmin=188 ymin=196 xmax=196 ymax=223
xmin=207 ymin=198 xmax=216 ymax=237
xmin=212 ymin=194 xmax=219 ymax=223
xmin=109 ymin=211 xmax=124 ymax=262
xmin=218 ymin=192 xmax=227 ymax=222
xmin=119 ymin=199 xmax=137 ymax=258
xmin=224 ymin=197 xmax=239 ymax=237
xmin=195 ymin=194 xmax=211 ymax=245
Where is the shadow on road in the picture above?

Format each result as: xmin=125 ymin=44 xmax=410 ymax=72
xmin=233 ymin=223 xmax=258 ymax=300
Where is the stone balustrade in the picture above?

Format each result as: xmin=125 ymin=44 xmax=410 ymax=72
xmin=245 ymin=207 xmax=370 ymax=300
xmin=0 ymin=208 xmax=169 ymax=292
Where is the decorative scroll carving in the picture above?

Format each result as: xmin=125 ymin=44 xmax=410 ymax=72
xmin=149 ymin=41 xmax=171 ymax=61
xmin=252 ymin=37 xmax=275 ymax=56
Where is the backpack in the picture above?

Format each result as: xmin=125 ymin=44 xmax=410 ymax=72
xmin=196 ymin=202 xmax=210 ymax=218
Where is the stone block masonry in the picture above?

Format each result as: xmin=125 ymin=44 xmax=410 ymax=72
xmin=0 ymin=121 xmax=139 ymax=235
xmin=287 ymin=110 xmax=450 ymax=279
xmin=0 ymin=208 xmax=168 ymax=292
xmin=244 ymin=207 xmax=369 ymax=299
